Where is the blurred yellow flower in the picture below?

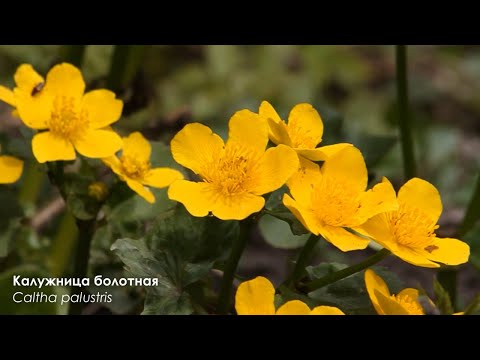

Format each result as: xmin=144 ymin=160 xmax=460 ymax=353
xmin=103 ymin=132 xmax=183 ymax=204
xmin=0 ymin=153 xmax=23 ymax=184
xmin=365 ymin=269 xmax=424 ymax=315
xmin=258 ymin=101 xmax=351 ymax=162
xmin=361 ymin=178 xmax=470 ymax=268
xmin=0 ymin=63 xmax=123 ymax=163
xmin=235 ymin=276 xmax=345 ymax=315
xmin=168 ymin=110 xmax=299 ymax=220
xmin=283 ymin=146 xmax=398 ymax=251
xmin=88 ymin=181 xmax=109 ymax=201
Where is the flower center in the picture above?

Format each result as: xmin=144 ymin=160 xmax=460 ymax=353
xmin=387 ymin=204 xmax=439 ymax=249
xmin=120 ymin=155 xmax=151 ymax=180
xmin=202 ymin=143 xmax=259 ymax=196
xmin=288 ymin=123 xmax=318 ymax=149
xmin=49 ymin=96 xmax=88 ymax=140
xmin=392 ymin=293 xmax=424 ymax=315
xmin=311 ymin=177 xmax=360 ymax=226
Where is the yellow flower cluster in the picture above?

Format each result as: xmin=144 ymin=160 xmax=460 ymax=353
xmin=0 ymin=63 xmax=182 ymax=200
xmin=0 ymin=63 xmax=472 ymax=315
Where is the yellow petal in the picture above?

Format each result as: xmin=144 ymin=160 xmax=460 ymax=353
xmin=319 ymin=225 xmax=370 ymax=252
xmin=259 ymin=100 xmax=282 ymax=124
xmin=287 ymin=103 xmax=323 ymax=148
xmin=296 ymin=143 xmax=352 ymax=161
xmin=391 ymin=246 xmax=439 ymax=268
xmin=122 ymin=132 xmax=151 ymax=161
xmin=73 ymin=129 xmax=122 ymax=159
xmin=15 ymin=90 xmax=51 ymax=129
xmin=398 ymin=177 xmax=443 ymax=222
xmin=168 ymin=180 xmax=212 ymax=217
xmin=397 ymin=288 xmax=420 ymax=300
xmin=321 ymin=146 xmax=368 ymax=194
xmin=143 ymin=168 xmax=184 ymax=188
xmin=126 ymin=179 xmax=155 ymax=203
xmin=276 ymin=300 xmax=311 ymax=315
xmin=0 ymin=86 xmax=16 ymax=107
xmin=259 ymin=101 xmax=292 ymax=146
xmin=211 ymin=192 xmax=265 ymax=220
xmin=267 ymin=117 xmax=292 ymax=146
xmin=374 ymin=289 xmax=410 ymax=315
xmin=102 ymin=156 xmax=123 ymax=176
xmin=355 ymin=177 xmax=399 ymax=225
xmin=14 ymin=64 xmax=44 ymax=92
xmin=170 ymin=123 xmax=224 ymax=175
xmin=170 ymin=178 xmax=264 ymax=220
xmin=32 ymin=132 xmax=76 ymax=163
xmin=0 ymin=156 xmax=24 ymax=184
xmin=45 ymin=63 xmax=85 ymax=98
xmin=310 ymin=306 xmax=345 ymax=315
xmin=227 ymin=109 xmax=269 ymax=152
xmin=82 ymin=89 xmax=123 ymax=129
xmin=425 ymin=238 xmax=470 ymax=266
xmin=283 ymin=194 xmax=320 ymax=235
xmin=286 ymin=157 xmax=321 ymax=205
xmin=250 ymin=144 xmax=299 ymax=195
xmin=360 ymin=213 xmax=395 ymax=245
xmin=365 ymin=269 xmax=390 ymax=315
xmin=235 ymin=276 xmax=276 ymax=315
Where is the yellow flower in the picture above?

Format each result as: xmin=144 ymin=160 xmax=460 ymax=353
xmin=0 ymin=153 xmax=23 ymax=184
xmin=361 ymin=178 xmax=470 ymax=268
xmin=0 ymin=63 xmax=123 ymax=163
xmin=88 ymin=181 xmax=109 ymax=201
xmin=235 ymin=276 xmax=345 ymax=315
xmin=365 ymin=269 xmax=424 ymax=315
xmin=168 ymin=110 xmax=299 ymax=220
xmin=258 ymin=101 xmax=351 ymax=162
xmin=283 ymin=146 xmax=398 ymax=251
xmin=103 ymin=132 xmax=183 ymax=204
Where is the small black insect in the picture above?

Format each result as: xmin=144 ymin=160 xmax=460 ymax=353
xmin=31 ymin=82 xmax=45 ymax=96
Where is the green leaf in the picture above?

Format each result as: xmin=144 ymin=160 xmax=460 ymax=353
xmin=463 ymin=224 xmax=480 ymax=270
xmin=63 ymin=173 xmax=100 ymax=221
xmin=0 ymin=187 xmax=24 ymax=258
xmin=264 ymin=186 xmax=309 ymax=236
xmin=463 ymin=293 xmax=480 ymax=315
xmin=458 ymin=172 xmax=480 ymax=238
xmin=146 ymin=205 xmax=238 ymax=263
xmin=111 ymin=205 xmax=239 ymax=314
xmin=0 ymin=266 xmax=63 ymax=315
xmin=109 ymin=187 xmax=176 ymax=224
xmin=307 ymin=263 xmax=403 ymax=314
xmin=259 ymin=214 xmax=309 ymax=249
xmin=0 ymin=187 xmax=23 ymax=230
xmin=433 ymin=278 xmax=454 ymax=315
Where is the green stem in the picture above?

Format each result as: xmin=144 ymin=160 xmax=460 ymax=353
xmin=302 ymin=249 xmax=391 ymax=292
xmin=457 ymin=172 xmax=480 ymax=238
xmin=286 ymin=234 xmax=318 ymax=288
xmin=59 ymin=45 xmax=87 ymax=68
xmin=437 ymin=172 xmax=480 ymax=311
xmin=396 ymin=45 xmax=417 ymax=180
xmin=106 ymin=45 xmax=147 ymax=91
xmin=49 ymin=211 xmax=78 ymax=278
xmin=68 ymin=218 xmax=95 ymax=315
xmin=217 ymin=219 xmax=253 ymax=314
xmin=18 ymin=161 xmax=45 ymax=207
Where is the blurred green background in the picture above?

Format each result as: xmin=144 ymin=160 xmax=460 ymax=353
xmin=0 ymin=45 xmax=479 ymax=314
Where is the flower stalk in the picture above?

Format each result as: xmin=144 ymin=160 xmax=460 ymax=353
xmin=396 ymin=45 xmax=417 ymax=180
xmin=286 ymin=234 xmax=319 ymax=288
xmin=217 ymin=218 xmax=253 ymax=314
xmin=301 ymin=248 xmax=391 ymax=293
